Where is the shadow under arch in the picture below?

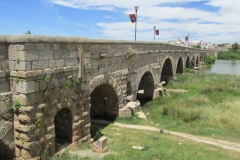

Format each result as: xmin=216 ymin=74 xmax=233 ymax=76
xmin=90 ymin=84 xmax=119 ymax=121
xmin=161 ymin=58 xmax=173 ymax=84
xmin=0 ymin=141 xmax=13 ymax=160
xmin=191 ymin=56 xmax=195 ymax=68
xmin=186 ymin=56 xmax=190 ymax=68
xmin=137 ymin=71 xmax=154 ymax=106
xmin=54 ymin=108 xmax=72 ymax=151
xmin=176 ymin=57 xmax=183 ymax=74
xmin=196 ymin=55 xmax=199 ymax=66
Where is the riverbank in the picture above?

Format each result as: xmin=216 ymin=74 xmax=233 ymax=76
xmin=217 ymin=50 xmax=240 ymax=60
xmin=117 ymin=73 xmax=240 ymax=143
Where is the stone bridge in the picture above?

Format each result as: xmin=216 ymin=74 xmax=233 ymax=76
xmin=0 ymin=35 xmax=216 ymax=159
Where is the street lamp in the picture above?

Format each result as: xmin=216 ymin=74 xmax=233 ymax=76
xmin=153 ymin=26 xmax=156 ymax=42
xmin=188 ymin=33 xmax=190 ymax=47
xmin=134 ymin=6 xmax=139 ymax=41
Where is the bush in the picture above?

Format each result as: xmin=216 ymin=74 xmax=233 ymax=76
xmin=204 ymin=55 xmax=216 ymax=65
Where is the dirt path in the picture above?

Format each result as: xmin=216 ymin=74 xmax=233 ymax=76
xmin=91 ymin=119 xmax=240 ymax=153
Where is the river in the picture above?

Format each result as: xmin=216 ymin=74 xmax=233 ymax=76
xmin=203 ymin=60 xmax=240 ymax=76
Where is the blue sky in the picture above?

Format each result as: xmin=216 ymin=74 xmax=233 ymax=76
xmin=0 ymin=0 xmax=240 ymax=44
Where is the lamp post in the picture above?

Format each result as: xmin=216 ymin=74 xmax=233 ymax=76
xmin=153 ymin=26 xmax=156 ymax=42
xmin=188 ymin=33 xmax=189 ymax=47
xmin=134 ymin=6 xmax=139 ymax=41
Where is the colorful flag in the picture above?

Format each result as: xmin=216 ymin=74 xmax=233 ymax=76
xmin=129 ymin=14 xmax=136 ymax=23
xmin=155 ymin=30 xmax=159 ymax=35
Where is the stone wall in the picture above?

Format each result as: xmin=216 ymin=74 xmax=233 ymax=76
xmin=0 ymin=35 xmax=216 ymax=159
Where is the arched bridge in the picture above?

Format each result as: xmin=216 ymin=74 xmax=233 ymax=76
xmin=0 ymin=35 xmax=216 ymax=159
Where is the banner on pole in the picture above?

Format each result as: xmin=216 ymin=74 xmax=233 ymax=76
xmin=155 ymin=30 xmax=159 ymax=35
xmin=185 ymin=36 xmax=188 ymax=41
xmin=129 ymin=14 xmax=136 ymax=23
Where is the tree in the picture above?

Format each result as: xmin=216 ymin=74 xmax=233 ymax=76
xmin=232 ymin=42 xmax=239 ymax=51
xmin=25 ymin=30 xmax=31 ymax=34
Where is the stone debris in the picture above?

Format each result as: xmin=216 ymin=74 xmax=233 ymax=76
xmin=135 ymin=111 xmax=146 ymax=119
xmin=132 ymin=146 xmax=144 ymax=150
xmin=92 ymin=136 xmax=108 ymax=153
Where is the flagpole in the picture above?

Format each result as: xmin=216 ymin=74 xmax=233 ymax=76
xmin=153 ymin=26 xmax=156 ymax=42
xmin=134 ymin=6 xmax=139 ymax=41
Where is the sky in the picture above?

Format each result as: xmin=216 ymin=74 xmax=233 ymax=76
xmin=0 ymin=0 xmax=240 ymax=44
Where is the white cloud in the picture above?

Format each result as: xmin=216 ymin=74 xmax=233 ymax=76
xmin=49 ymin=0 xmax=240 ymax=43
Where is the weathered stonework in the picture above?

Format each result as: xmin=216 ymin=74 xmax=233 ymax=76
xmin=0 ymin=35 xmax=217 ymax=159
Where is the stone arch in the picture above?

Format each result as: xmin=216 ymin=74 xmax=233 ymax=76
xmin=89 ymin=74 xmax=119 ymax=97
xmin=0 ymin=140 xmax=13 ymax=160
xmin=54 ymin=108 xmax=72 ymax=151
xmin=137 ymin=71 xmax=155 ymax=106
xmin=186 ymin=56 xmax=190 ymax=68
xmin=89 ymin=74 xmax=122 ymax=120
xmin=90 ymin=84 xmax=119 ymax=120
xmin=176 ymin=57 xmax=183 ymax=74
xmin=160 ymin=58 xmax=173 ymax=84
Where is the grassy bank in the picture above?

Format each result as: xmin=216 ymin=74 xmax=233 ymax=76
xmin=204 ymin=55 xmax=216 ymax=66
xmin=217 ymin=50 xmax=240 ymax=60
xmin=117 ymin=73 xmax=240 ymax=143
xmin=52 ymin=124 xmax=240 ymax=160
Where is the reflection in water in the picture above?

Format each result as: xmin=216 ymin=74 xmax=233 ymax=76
xmin=231 ymin=60 xmax=236 ymax=66
xmin=204 ymin=60 xmax=240 ymax=75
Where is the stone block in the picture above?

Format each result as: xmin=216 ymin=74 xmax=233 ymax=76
xmin=18 ymin=51 xmax=39 ymax=61
xmin=0 ymin=82 xmax=10 ymax=93
xmin=18 ymin=92 xmax=44 ymax=105
xmin=119 ymin=108 xmax=132 ymax=117
xmin=17 ymin=71 xmax=37 ymax=78
xmin=92 ymin=136 xmax=108 ymax=153
xmin=0 ymin=71 xmax=5 ymax=77
xmin=8 ymin=61 xmax=15 ymax=71
xmin=2 ymin=61 xmax=9 ymax=70
xmin=8 ymin=49 xmax=18 ymax=60
xmin=55 ymin=59 xmax=64 ymax=67
xmin=53 ymin=43 xmax=60 ymax=50
xmin=63 ymin=50 xmax=70 ymax=58
xmin=16 ymin=81 xmax=38 ymax=94
xmin=49 ymin=60 xmax=56 ymax=68
xmin=21 ymin=148 xmax=35 ymax=159
xmin=126 ymin=101 xmax=140 ymax=114
xmin=32 ymin=60 xmax=50 ymax=70
xmin=53 ymin=50 xmax=63 ymax=59
xmin=0 ymin=121 xmax=13 ymax=140
xmin=1 ymin=127 xmax=14 ymax=145
xmin=39 ymin=51 xmax=53 ymax=60
xmin=36 ymin=43 xmax=45 ymax=51
xmin=64 ymin=58 xmax=78 ymax=66
xmin=15 ymin=61 xmax=32 ymax=71
xmin=0 ymin=99 xmax=11 ymax=115
xmin=70 ymin=51 xmax=77 ymax=58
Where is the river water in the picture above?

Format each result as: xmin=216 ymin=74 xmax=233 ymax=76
xmin=203 ymin=60 xmax=240 ymax=76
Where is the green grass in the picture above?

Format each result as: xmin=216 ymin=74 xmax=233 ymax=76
xmin=116 ymin=73 xmax=240 ymax=143
xmin=52 ymin=124 xmax=240 ymax=160
xmin=218 ymin=50 xmax=240 ymax=60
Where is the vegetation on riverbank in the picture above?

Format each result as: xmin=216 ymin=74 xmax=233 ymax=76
xmin=117 ymin=73 xmax=240 ymax=143
xmin=52 ymin=124 xmax=240 ymax=160
xmin=204 ymin=55 xmax=216 ymax=66
xmin=218 ymin=42 xmax=240 ymax=60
